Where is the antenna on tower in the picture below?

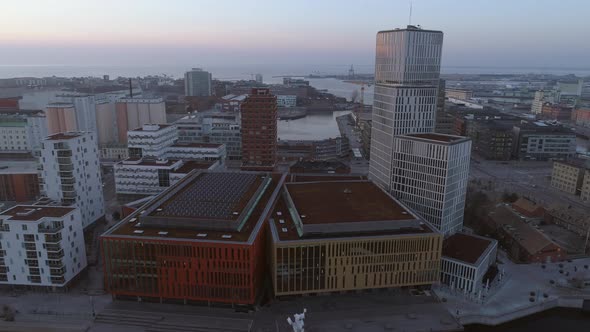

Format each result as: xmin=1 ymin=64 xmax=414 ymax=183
xmin=409 ymin=1 xmax=413 ymax=25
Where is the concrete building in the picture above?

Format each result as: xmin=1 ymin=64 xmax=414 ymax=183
xmin=277 ymin=137 xmax=349 ymax=162
xmin=512 ymin=122 xmax=576 ymax=161
xmin=115 ymin=98 xmax=166 ymax=143
xmin=114 ymin=158 xmax=219 ymax=197
xmin=95 ymin=100 xmax=118 ymax=145
xmin=390 ymin=133 xmax=471 ymax=235
xmin=445 ymin=89 xmax=473 ymax=101
xmin=487 ymin=204 xmax=564 ymax=263
xmin=255 ymin=74 xmax=263 ymax=84
xmin=369 ymin=25 xmax=444 ymax=190
xmin=241 ymin=88 xmax=277 ymax=171
xmin=572 ymin=107 xmax=590 ymax=127
xmin=0 ymin=112 xmax=47 ymax=155
xmin=269 ymin=178 xmax=443 ymax=296
xmin=541 ymin=103 xmax=573 ymax=121
xmin=184 ymin=68 xmax=212 ymax=97
xmin=0 ymin=159 xmax=40 ymax=202
xmin=99 ymin=143 xmax=129 ymax=160
xmin=53 ymin=94 xmax=98 ymax=137
xmin=0 ymin=205 xmax=87 ymax=287
xmin=551 ymin=158 xmax=589 ymax=195
xmin=41 ymin=132 xmax=104 ymax=229
xmin=218 ymin=94 xmax=247 ymax=112
xmin=45 ymin=103 xmax=77 ymax=135
xmin=102 ymin=171 xmax=285 ymax=305
xmin=440 ymin=233 xmax=497 ymax=293
xmin=545 ymin=203 xmax=590 ymax=238
xmin=176 ymin=112 xmax=242 ymax=161
xmin=289 ymin=160 xmax=350 ymax=174
xmin=127 ymin=124 xmax=178 ymax=159
xmin=276 ymin=95 xmax=297 ymax=108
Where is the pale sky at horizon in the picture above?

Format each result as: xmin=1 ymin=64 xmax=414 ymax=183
xmin=1 ymin=0 xmax=589 ymax=69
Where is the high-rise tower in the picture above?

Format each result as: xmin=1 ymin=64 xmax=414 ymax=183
xmin=369 ymin=25 xmax=444 ymax=190
xmin=241 ymin=88 xmax=277 ymax=171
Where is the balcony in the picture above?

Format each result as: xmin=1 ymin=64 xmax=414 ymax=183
xmin=46 ymin=259 xmax=64 ymax=268
xmin=29 ymin=275 xmax=42 ymax=284
xmin=60 ymin=178 xmax=75 ymax=185
xmin=0 ymin=266 xmax=8 ymax=274
xmin=0 ymin=274 xmax=7 ymax=282
xmin=58 ymin=164 xmax=74 ymax=172
xmin=50 ymin=267 xmax=66 ymax=276
xmin=57 ymin=157 xmax=72 ymax=165
xmin=43 ymin=243 xmax=62 ymax=252
xmin=44 ymin=233 xmax=62 ymax=243
xmin=26 ymin=251 xmax=38 ymax=259
xmin=25 ymin=259 xmax=39 ymax=267
xmin=61 ymin=184 xmax=75 ymax=192
xmin=23 ymin=234 xmax=36 ymax=242
xmin=29 ymin=267 xmax=40 ymax=275
xmin=50 ymin=276 xmax=65 ymax=284
xmin=39 ymin=224 xmax=64 ymax=234
xmin=0 ymin=225 xmax=9 ymax=232
xmin=0 ymin=250 xmax=6 ymax=257
xmin=63 ymin=191 xmax=77 ymax=199
xmin=24 ymin=242 xmax=37 ymax=251
xmin=57 ymin=150 xmax=72 ymax=157
xmin=47 ymin=249 xmax=64 ymax=260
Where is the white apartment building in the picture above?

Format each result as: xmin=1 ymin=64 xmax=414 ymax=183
xmin=441 ymin=233 xmax=498 ymax=293
xmin=0 ymin=205 xmax=87 ymax=287
xmin=114 ymin=158 xmax=219 ymax=196
xmin=41 ymin=132 xmax=104 ymax=229
xmin=531 ymin=90 xmax=557 ymax=115
xmin=276 ymin=95 xmax=297 ymax=108
xmin=127 ymin=124 xmax=178 ymax=158
xmin=369 ymin=25 xmax=444 ymax=190
xmin=390 ymin=133 xmax=471 ymax=235
xmin=0 ymin=112 xmax=47 ymax=155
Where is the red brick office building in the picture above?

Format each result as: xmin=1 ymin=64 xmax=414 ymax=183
xmin=241 ymin=88 xmax=277 ymax=171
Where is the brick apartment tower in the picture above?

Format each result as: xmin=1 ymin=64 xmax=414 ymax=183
xmin=241 ymin=88 xmax=277 ymax=171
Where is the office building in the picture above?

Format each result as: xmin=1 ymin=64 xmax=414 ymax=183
xmin=115 ymin=98 xmax=166 ymax=143
xmin=276 ymin=95 xmax=297 ymax=108
xmin=102 ymin=171 xmax=285 ymax=305
xmin=390 ymin=133 xmax=471 ymax=235
xmin=41 ymin=132 xmax=104 ymax=228
xmin=269 ymin=178 xmax=442 ymax=296
xmin=531 ymin=90 xmax=557 ymax=115
xmin=184 ymin=68 xmax=212 ymax=97
xmin=440 ymin=233 xmax=497 ymax=293
xmin=551 ymin=158 xmax=589 ymax=195
xmin=165 ymin=142 xmax=226 ymax=163
xmin=95 ymin=100 xmax=118 ymax=145
xmin=176 ymin=112 xmax=242 ymax=160
xmin=241 ymin=88 xmax=277 ymax=171
xmin=467 ymin=120 xmax=514 ymax=161
xmin=512 ymin=122 xmax=576 ymax=161
xmin=255 ymin=74 xmax=263 ymax=84
xmin=127 ymin=124 xmax=178 ymax=159
xmin=0 ymin=205 xmax=87 ymax=287
xmin=369 ymin=25 xmax=444 ymax=190
xmin=572 ymin=107 xmax=590 ymax=127
xmin=541 ymin=103 xmax=573 ymax=121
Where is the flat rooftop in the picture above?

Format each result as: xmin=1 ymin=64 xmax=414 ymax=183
xmin=442 ymin=233 xmax=494 ymax=265
xmin=406 ymin=133 xmax=468 ymax=143
xmin=130 ymin=124 xmax=172 ymax=132
xmin=120 ymin=158 xmax=180 ymax=167
xmin=106 ymin=172 xmax=284 ymax=243
xmin=0 ymin=160 xmax=39 ymax=174
xmin=0 ymin=205 xmax=75 ymax=222
xmin=45 ymin=132 xmax=84 ymax=140
xmin=286 ymin=181 xmax=412 ymax=224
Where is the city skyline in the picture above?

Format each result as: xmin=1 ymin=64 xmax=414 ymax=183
xmin=2 ymin=0 xmax=590 ymax=68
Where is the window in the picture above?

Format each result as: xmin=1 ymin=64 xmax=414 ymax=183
xmin=22 ymin=225 xmax=27 ymax=231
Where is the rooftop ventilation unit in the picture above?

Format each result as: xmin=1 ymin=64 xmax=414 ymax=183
xmin=197 ymin=233 xmax=207 ymax=237
xmin=16 ymin=209 xmax=36 ymax=217
xmin=221 ymin=234 xmax=232 ymax=239
xmin=343 ymin=188 xmax=352 ymax=194
xmin=277 ymin=212 xmax=282 ymax=216
xmin=281 ymin=228 xmax=288 ymax=233
xmin=134 ymin=223 xmax=142 ymax=228
xmin=128 ymin=217 xmax=137 ymax=223
xmin=158 ymin=231 xmax=168 ymax=236
xmin=133 ymin=230 xmax=144 ymax=234
xmin=279 ymin=219 xmax=285 ymax=224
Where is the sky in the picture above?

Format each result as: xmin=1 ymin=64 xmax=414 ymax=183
xmin=1 ymin=0 xmax=589 ymax=70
